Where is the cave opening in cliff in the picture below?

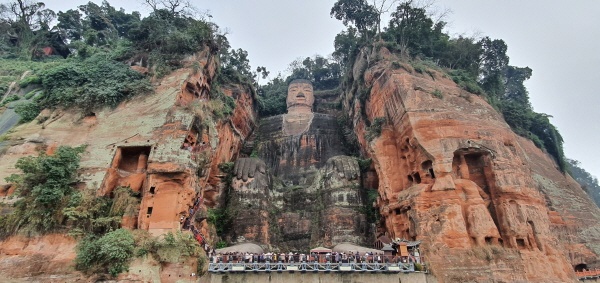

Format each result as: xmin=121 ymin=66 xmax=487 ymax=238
xmin=149 ymin=186 xmax=155 ymax=194
xmin=116 ymin=146 xmax=151 ymax=172
xmin=147 ymin=206 xmax=153 ymax=215
xmin=516 ymin=238 xmax=526 ymax=248
xmin=413 ymin=172 xmax=421 ymax=184
xmin=182 ymin=127 xmax=200 ymax=151
xmin=421 ymin=160 xmax=435 ymax=179
xmin=575 ymin=263 xmax=588 ymax=272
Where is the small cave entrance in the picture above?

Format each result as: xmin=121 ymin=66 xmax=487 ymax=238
xmin=413 ymin=172 xmax=421 ymax=184
xmin=183 ymin=117 xmax=207 ymax=153
xmin=516 ymin=238 xmax=526 ymax=249
xmin=421 ymin=160 xmax=435 ymax=179
xmin=575 ymin=263 xmax=588 ymax=272
xmin=115 ymin=146 xmax=152 ymax=173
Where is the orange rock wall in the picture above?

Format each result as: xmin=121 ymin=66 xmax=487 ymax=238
xmin=0 ymin=48 xmax=258 ymax=280
xmin=341 ymin=47 xmax=600 ymax=282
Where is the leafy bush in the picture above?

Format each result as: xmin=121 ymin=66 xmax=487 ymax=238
xmin=38 ymin=54 xmax=152 ymax=112
xmin=14 ymin=101 xmax=41 ymax=122
xmin=75 ymin=229 xmax=135 ymax=277
xmin=414 ymin=262 xmax=424 ymax=271
xmin=62 ymin=189 xmax=122 ymax=237
xmin=18 ymin=75 xmax=41 ymax=88
xmin=1 ymin=146 xmax=85 ymax=237
xmin=357 ymin=158 xmax=372 ymax=172
xmin=450 ymin=69 xmax=484 ymax=95
xmin=154 ymin=232 xmax=203 ymax=263
xmin=207 ymin=207 xmax=230 ymax=235
xmin=0 ymin=95 xmax=20 ymax=106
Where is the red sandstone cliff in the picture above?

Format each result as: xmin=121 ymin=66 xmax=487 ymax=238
xmin=340 ymin=46 xmax=600 ymax=282
xmin=0 ymin=42 xmax=598 ymax=283
xmin=0 ymin=48 xmax=257 ymax=281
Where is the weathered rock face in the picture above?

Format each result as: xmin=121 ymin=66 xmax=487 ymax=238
xmin=227 ymin=80 xmax=369 ymax=250
xmin=341 ymin=47 xmax=600 ymax=282
xmin=0 ymin=48 xmax=257 ymax=280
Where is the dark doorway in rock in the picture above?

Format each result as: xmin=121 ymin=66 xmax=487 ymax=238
xmin=575 ymin=263 xmax=588 ymax=272
xmin=421 ymin=160 xmax=436 ymax=179
xmin=117 ymin=146 xmax=151 ymax=172
xmin=516 ymin=238 xmax=526 ymax=248
xmin=413 ymin=172 xmax=421 ymax=184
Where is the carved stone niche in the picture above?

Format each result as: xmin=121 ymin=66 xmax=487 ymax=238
xmin=451 ymin=148 xmax=502 ymax=247
xmin=100 ymin=145 xmax=152 ymax=196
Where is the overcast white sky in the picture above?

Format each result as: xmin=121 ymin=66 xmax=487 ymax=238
xmin=35 ymin=0 xmax=600 ymax=180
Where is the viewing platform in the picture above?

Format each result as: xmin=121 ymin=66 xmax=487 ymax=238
xmin=578 ymin=269 xmax=600 ymax=281
xmin=208 ymin=261 xmax=415 ymax=273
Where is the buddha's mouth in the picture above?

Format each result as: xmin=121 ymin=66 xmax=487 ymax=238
xmin=296 ymin=92 xmax=306 ymax=98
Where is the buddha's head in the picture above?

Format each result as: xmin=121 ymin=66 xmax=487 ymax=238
xmin=287 ymin=79 xmax=314 ymax=113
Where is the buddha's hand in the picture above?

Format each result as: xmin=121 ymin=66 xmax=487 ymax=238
xmin=233 ymin=158 xmax=267 ymax=182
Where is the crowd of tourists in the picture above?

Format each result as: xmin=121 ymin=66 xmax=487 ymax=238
xmin=209 ymin=251 xmax=413 ymax=264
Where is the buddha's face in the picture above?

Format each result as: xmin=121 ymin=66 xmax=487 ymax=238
xmin=286 ymin=81 xmax=314 ymax=110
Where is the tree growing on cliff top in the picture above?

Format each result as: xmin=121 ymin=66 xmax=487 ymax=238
xmin=331 ymin=0 xmax=378 ymax=39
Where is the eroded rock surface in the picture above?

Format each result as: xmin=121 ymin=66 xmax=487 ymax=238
xmin=340 ymin=47 xmax=600 ymax=282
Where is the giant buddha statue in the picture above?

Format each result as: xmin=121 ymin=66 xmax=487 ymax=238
xmin=227 ymin=80 xmax=369 ymax=250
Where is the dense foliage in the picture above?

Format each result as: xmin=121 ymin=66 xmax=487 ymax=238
xmin=329 ymin=0 xmax=567 ymax=171
xmin=1 ymin=0 xmax=255 ymax=122
xmin=36 ymin=54 xmax=151 ymax=112
xmin=567 ymin=159 xmax=600 ymax=208
xmin=0 ymin=145 xmax=85 ymax=236
xmin=75 ymin=228 xmax=135 ymax=277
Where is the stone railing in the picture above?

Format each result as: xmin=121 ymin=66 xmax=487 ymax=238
xmin=208 ymin=261 xmax=415 ymax=273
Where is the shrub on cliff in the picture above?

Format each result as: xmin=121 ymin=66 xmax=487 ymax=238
xmin=1 ymin=145 xmax=85 ymax=237
xmin=38 ymin=54 xmax=152 ymax=112
xmin=75 ymin=228 xmax=135 ymax=277
xmin=14 ymin=101 xmax=41 ymax=122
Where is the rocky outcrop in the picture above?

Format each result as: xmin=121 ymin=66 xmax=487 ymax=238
xmin=340 ymin=46 xmax=600 ymax=282
xmin=0 ymin=48 xmax=257 ymax=281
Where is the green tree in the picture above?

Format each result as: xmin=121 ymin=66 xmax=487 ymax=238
xmin=330 ymin=0 xmax=378 ymax=39
xmin=386 ymin=1 xmax=447 ymax=58
xmin=76 ymin=228 xmax=135 ymax=277
xmin=567 ymin=159 xmax=600 ymax=207
xmin=2 ymin=146 xmax=85 ymax=236
xmin=257 ymin=74 xmax=288 ymax=116
xmin=478 ymin=37 xmax=509 ymax=96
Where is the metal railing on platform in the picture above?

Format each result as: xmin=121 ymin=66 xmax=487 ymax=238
xmin=577 ymin=269 xmax=600 ymax=280
xmin=208 ymin=261 xmax=415 ymax=273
